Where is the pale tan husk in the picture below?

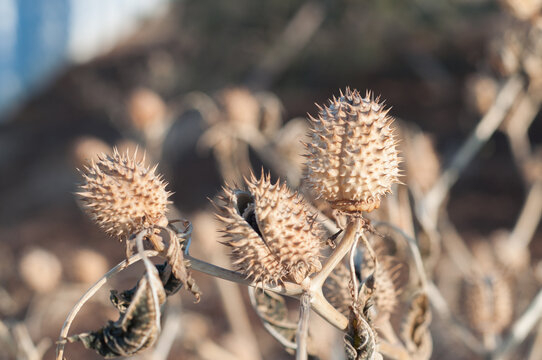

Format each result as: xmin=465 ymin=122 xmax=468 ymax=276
xmin=216 ymin=172 xmax=324 ymax=285
xmin=77 ymin=148 xmax=171 ymax=241
xmin=304 ymin=88 xmax=401 ymax=213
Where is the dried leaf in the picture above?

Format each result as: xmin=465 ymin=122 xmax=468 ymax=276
xmin=344 ymin=281 xmax=382 ymax=360
xmin=251 ymin=289 xmax=297 ymax=349
xmin=68 ymin=266 xmax=166 ymax=358
xmin=163 ymin=228 xmax=201 ymax=302
xmin=401 ymin=293 xmax=432 ymax=360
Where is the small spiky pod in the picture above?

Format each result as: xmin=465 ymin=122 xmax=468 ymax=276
xmin=323 ymin=263 xmax=351 ymax=316
xmin=77 ymin=148 xmax=171 ymax=241
xmin=464 ymin=271 xmax=513 ymax=336
xmin=216 ymin=173 xmax=323 ymax=285
xmin=362 ymin=250 xmax=401 ymax=319
xmin=324 ymin=250 xmax=400 ymax=321
xmin=304 ymin=88 xmax=401 ymax=213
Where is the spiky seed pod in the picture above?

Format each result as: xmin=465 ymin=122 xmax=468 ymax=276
xmin=362 ymin=250 xmax=401 ymax=319
xmin=304 ymin=88 xmax=401 ymax=213
xmin=464 ymin=272 xmax=513 ymax=336
xmin=323 ymin=263 xmax=352 ymax=316
xmin=324 ymin=250 xmax=400 ymax=320
xmin=216 ymin=173 xmax=324 ymax=285
xmin=77 ymin=148 xmax=171 ymax=241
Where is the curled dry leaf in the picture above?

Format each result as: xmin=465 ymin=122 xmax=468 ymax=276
xmin=401 ymin=292 xmax=433 ymax=360
xmin=162 ymin=227 xmax=201 ymax=302
xmin=67 ymin=264 xmax=166 ymax=358
xmin=344 ymin=281 xmax=382 ymax=360
xmin=250 ymin=288 xmax=297 ymax=351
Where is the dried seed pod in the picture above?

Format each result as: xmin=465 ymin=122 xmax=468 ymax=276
xmin=500 ymin=0 xmax=542 ymax=21
xmin=77 ymin=148 xmax=171 ymax=241
xmin=323 ymin=263 xmax=352 ymax=316
xmin=218 ymin=87 xmax=261 ymax=130
xmin=19 ymin=248 xmax=62 ymax=293
xmin=362 ymin=250 xmax=401 ymax=320
xmin=324 ymin=250 xmax=400 ymax=321
xmin=398 ymin=124 xmax=440 ymax=194
xmin=464 ymin=271 xmax=513 ymax=336
xmin=216 ymin=172 xmax=324 ymax=285
xmin=304 ymin=88 xmax=401 ymax=213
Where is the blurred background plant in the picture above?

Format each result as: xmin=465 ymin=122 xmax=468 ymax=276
xmin=1 ymin=0 xmax=542 ymax=359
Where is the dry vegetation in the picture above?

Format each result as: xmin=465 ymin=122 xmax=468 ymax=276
xmin=1 ymin=1 xmax=542 ymax=360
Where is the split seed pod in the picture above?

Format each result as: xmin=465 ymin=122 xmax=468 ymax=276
xmin=305 ymin=88 xmax=401 ymax=213
xmin=77 ymin=148 xmax=171 ymax=241
xmin=216 ymin=172 xmax=323 ymax=285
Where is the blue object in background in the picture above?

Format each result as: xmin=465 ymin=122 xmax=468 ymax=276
xmin=0 ymin=0 xmax=168 ymax=121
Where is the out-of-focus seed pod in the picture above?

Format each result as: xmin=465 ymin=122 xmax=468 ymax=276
xmin=465 ymin=75 xmax=498 ymax=115
xmin=324 ymin=249 xmax=400 ymax=321
xmin=362 ymin=250 xmax=401 ymax=320
xmin=71 ymin=136 xmax=112 ymax=169
xmin=19 ymin=248 xmax=62 ymax=293
xmin=464 ymin=271 xmax=513 ymax=336
xmin=77 ymin=148 xmax=171 ymax=241
xmin=464 ymin=242 xmax=514 ymax=336
xmin=216 ymin=172 xmax=323 ymax=285
xmin=398 ymin=124 xmax=440 ymax=194
xmin=69 ymin=248 xmax=110 ymax=284
xmin=218 ymin=87 xmax=261 ymax=131
xmin=127 ymin=87 xmax=168 ymax=142
xmin=304 ymin=88 xmax=401 ymax=213
xmin=500 ymin=0 xmax=542 ymax=21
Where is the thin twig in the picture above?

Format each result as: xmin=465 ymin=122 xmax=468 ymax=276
xmin=492 ymin=288 xmax=542 ymax=360
xmin=55 ymin=247 xmax=160 ymax=360
xmin=373 ymin=221 xmax=427 ymax=289
xmin=421 ymin=75 xmax=524 ymax=223
xmin=296 ymin=292 xmax=311 ymax=360
xmin=312 ymin=218 xmax=362 ymax=289
xmin=186 ymin=254 xmax=303 ymax=296
xmin=527 ymin=320 xmax=542 ymax=360
xmin=247 ymin=288 xmax=298 ymax=350
xmin=509 ymin=179 xmax=542 ymax=248
xmin=349 ymin=236 xmax=360 ymax=301
xmin=149 ymin=298 xmax=183 ymax=360
xmin=188 ymin=249 xmax=348 ymax=330
xmin=246 ymin=1 xmax=325 ymax=89
xmin=426 ymin=283 xmax=485 ymax=356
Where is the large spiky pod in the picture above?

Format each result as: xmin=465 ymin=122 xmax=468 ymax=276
xmin=305 ymin=88 xmax=401 ymax=213
xmin=216 ymin=172 xmax=324 ymax=285
xmin=77 ymin=148 xmax=171 ymax=241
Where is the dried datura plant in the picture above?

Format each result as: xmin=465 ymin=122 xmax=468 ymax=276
xmin=58 ymin=88 xmax=430 ymax=360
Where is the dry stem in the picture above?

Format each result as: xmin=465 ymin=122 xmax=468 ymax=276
xmin=55 ymin=246 xmax=161 ymax=360
xmin=296 ymin=292 xmax=311 ymax=360
xmin=492 ymin=288 xmax=542 ymax=360
xmin=421 ymin=75 xmax=524 ymax=224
